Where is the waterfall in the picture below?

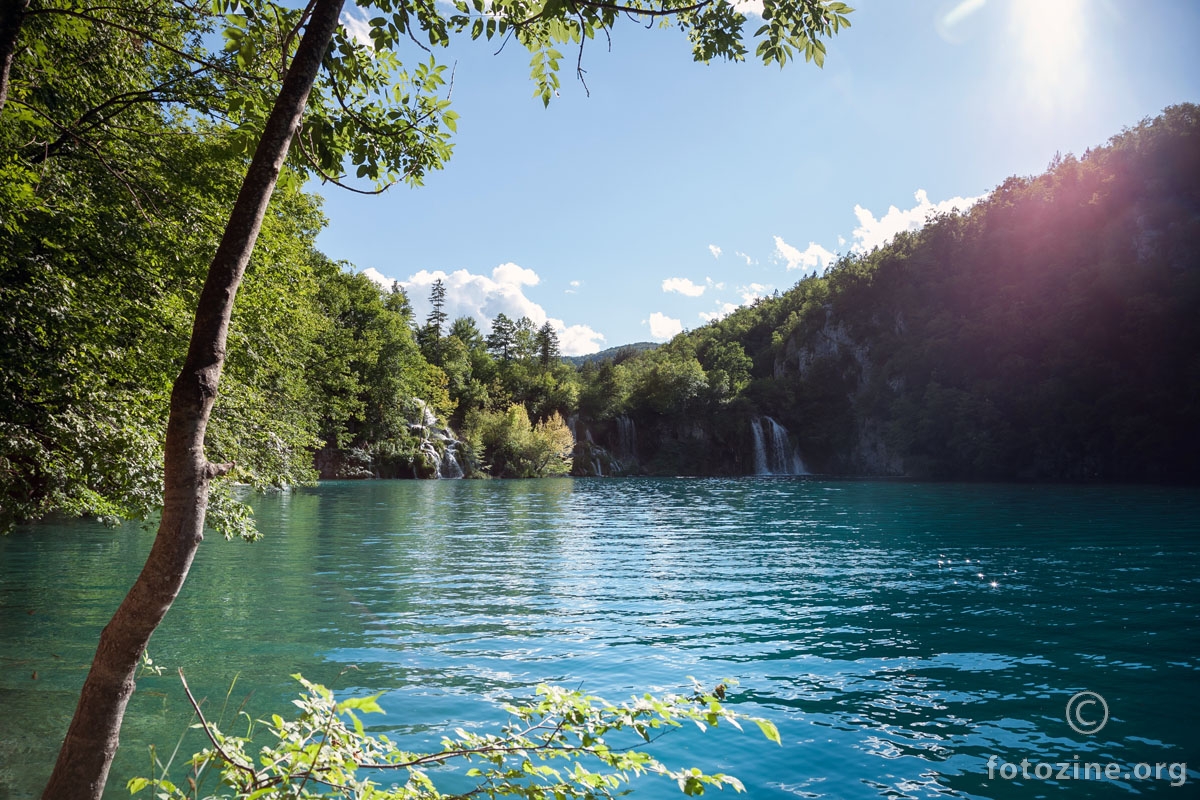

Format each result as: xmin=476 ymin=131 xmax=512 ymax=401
xmin=410 ymin=400 xmax=464 ymax=479
xmin=750 ymin=419 xmax=768 ymax=475
xmin=438 ymin=435 xmax=464 ymax=479
xmin=615 ymin=416 xmax=637 ymax=465
xmin=751 ymin=416 xmax=808 ymax=476
xmin=417 ymin=439 xmax=443 ymax=478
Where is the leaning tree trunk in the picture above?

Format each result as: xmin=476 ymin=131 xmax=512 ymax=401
xmin=40 ymin=0 xmax=345 ymax=796
xmin=0 ymin=0 xmax=29 ymax=114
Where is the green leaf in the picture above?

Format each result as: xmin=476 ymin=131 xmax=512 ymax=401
xmin=126 ymin=777 xmax=150 ymax=795
xmin=754 ymin=718 xmax=781 ymax=745
xmin=336 ymin=692 xmax=385 ymax=715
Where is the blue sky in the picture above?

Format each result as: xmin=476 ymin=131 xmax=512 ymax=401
xmin=314 ymin=0 xmax=1200 ymax=354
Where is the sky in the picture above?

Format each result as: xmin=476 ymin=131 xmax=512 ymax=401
xmin=314 ymin=0 xmax=1200 ymax=355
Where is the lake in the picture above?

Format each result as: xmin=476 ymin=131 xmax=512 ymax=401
xmin=1 ymin=479 xmax=1198 ymax=798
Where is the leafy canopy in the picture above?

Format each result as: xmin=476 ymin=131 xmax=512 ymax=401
xmin=213 ymin=0 xmax=851 ymax=193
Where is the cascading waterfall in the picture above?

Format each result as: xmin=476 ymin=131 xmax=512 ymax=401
xmin=751 ymin=416 xmax=808 ymax=476
xmin=568 ymin=415 xmax=607 ymax=476
xmin=438 ymin=437 xmax=464 ymax=479
xmin=410 ymin=400 xmax=464 ymax=479
xmin=615 ymin=415 xmax=637 ymax=467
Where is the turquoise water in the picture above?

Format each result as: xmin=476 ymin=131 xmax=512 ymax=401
xmin=1 ymin=479 xmax=1198 ymax=798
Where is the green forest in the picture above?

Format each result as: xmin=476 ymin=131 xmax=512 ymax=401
xmin=2 ymin=12 xmax=1198 ymax=537
xmin=627 ymin=103 xmax=1200 ymax=482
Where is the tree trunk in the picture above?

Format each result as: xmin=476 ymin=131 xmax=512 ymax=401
xmin=40 ymin=0 xmax=345 ymax=796
xmin=0 ymin=0 xmax=29 ymax=114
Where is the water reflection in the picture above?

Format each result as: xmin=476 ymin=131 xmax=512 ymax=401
xmin=0 ymin=480 xmax=1198 ymax=798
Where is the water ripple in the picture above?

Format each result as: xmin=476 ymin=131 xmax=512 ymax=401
xmin=1 ymin=479 xmax=1197 ymax=799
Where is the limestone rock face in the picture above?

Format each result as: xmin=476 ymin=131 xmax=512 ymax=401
xmin=774 ymin=311 xmax=905 ymax=477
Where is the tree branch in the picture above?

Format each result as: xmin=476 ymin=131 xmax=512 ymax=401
xmin=280 ymin=0 xmax=318 ymax=79
xmin=26 ymin=65 xmax=216 ymax=164
xmin=204 ymin=461 xmax=235 ymax=478
xmin=574 ymin=14 xmax=589 ymax=96
xmin=515 ymin=0 xmax=711 ymax=29
xmin=13 ymin=98 xmax=154 ymax=218
xmin=294 ymin=131 xmax=395 ymax=194
xmin=24 ymin=7 xmax=242 ymax=78
xmin=178 ymin=669 xmax=258 ymax=779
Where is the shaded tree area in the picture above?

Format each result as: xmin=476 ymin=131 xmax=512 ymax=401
xmin=0 ymin=48 xmax=342 ymax=531
xmin=1 ymin=0 xmax=468 ymax=539
xmin=0 ymin=98 xmax=458 ymax=528
xmin=610 ymin=104 xmax=1200 ymax=481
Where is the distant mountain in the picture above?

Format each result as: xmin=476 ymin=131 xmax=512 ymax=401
xmin=565 ymin=342 xmax=659 ymax=366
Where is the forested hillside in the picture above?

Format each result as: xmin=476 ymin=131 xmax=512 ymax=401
xmin=4 ymin=98 xmax=1198 ymax=534
xmin=610 ymin=104 xmax=1200 ymax=481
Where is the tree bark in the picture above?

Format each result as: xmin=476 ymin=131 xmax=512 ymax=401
xmin=0 ymin=0 xmax=29 ymax=115
xmin=40 ymin=0 xmax=345 ymax=797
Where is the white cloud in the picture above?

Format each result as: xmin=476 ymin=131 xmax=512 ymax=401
xmin=662 ymin=277 xmax=706 ymax=297
xmin=739 ymin=283 xmax=771 ymax=304
xmin=565 ymin=279 xmax=581 ymax=295
xmin=706 ymin=277 xmax=725 ymax=291
xmin=367 ymin=262 xmax=605 ymax=356
xmin=699 ymin=302 xmax=739 ymax=323
xmin=556 ymin=322 xmax=606 ymax=355
xmin=491 ymin=261 xmax=539 ymax=287
xmin=734 ymin=251 xmax=754 ymax=266
xmin=708 ymin=244 xmax=722 ymax=259
xmin=851 ymin=188 xmax=983 ymax=253
xmin=362 ymin=267 xmax=394 ymax=289
xmin=402 ymin=262 xmax=542 ymax=321
xmin=731 ymin=0 xmax=765 ymax=17
xmin=773 ymin=235 xmax=836 ymax=273
xmin=340 ymin=8 xmax=374 ymax=48
xmin=764 ymin=190 xmax=982 ymax=281
xmin=646 ymin=312 xmax=683 ymax=340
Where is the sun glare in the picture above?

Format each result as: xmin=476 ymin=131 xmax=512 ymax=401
xmin=1010 ymin=0 xmax=1088 ymax=110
